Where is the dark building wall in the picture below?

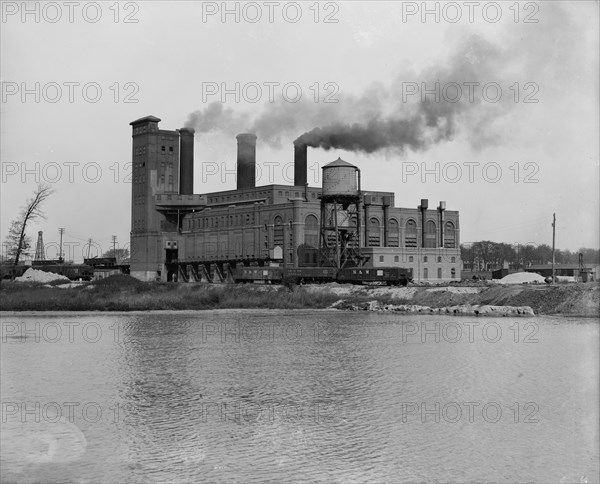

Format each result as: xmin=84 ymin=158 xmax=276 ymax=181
xmin=178 ymin=188 xmax=321 ymax=267
xmin=130 ymin=116 xmax=181 ymax=279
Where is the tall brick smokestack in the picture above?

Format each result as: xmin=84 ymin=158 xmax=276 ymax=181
xmin=293 ymin=142 xmax=307 ymax=186
xmin=179 ymin=127 xmax=195 ymax=195
xmin=236 ymin=133 xmax=257 ymax=189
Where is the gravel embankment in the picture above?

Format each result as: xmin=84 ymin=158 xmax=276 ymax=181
xmin=306 ymin=282 xmax=599 ymax=317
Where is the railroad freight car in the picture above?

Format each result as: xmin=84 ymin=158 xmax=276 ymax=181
xmin=337 ymin=267 xmax=412 ymax=286
xmin=232 ymin=266 xmax=412 ymax=285
xmin=0 ymin=264 xmax=28 ymax=280
xmin=35 ymin=264 xmax=94 ymax=281
xmin=0 ymin=263 xmax=94 ymax=281
xmin=233 ymin=266 xmax=283 ymax=283
xmin=283 ymin=267 xmax=338 ymax=283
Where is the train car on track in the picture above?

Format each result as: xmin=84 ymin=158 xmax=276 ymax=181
xmin=232 ymin=266 xmax=412 ymax=286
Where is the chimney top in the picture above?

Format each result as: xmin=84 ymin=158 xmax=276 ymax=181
xmin=236 ymin=133 xmax=257 ymax=142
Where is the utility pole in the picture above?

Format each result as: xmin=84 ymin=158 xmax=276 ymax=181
xmin=58 ymin=228 xmax=65 ymax=262
xmin=112 ymin=235 xmax=117 ymax=262
xmin=551 ymin=213 xmax=556 ymax=283
xmin=87 ymin=238 xmax=93 ymax=259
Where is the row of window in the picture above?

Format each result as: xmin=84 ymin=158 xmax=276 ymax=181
xmin=132 ymin=220 xmax=146 ymax=230
xmin=367 ymin=219 xmax=456 ymax=248
xmin=422 ymin=267 xmax=457 ymax=279
xmin=207 ymin=191 xmax=271 ymax=204
xmin=404 ymin=219 xmax=456 ymax=248
xmin=132 ymin=125 xmax=156 ymax=135
xmin=134 ymin=144 xmax=176 ymax=155
xmin=385 ymin=255 xmax=457 ymax=263
xmin=181 ymin=214 xmax=457 ymax=251
xmin=276 ymin=190 xmax=320 ymax=199
xmin=186 ymin=213 xmax=257 ymax=230
xmin=205 ymin=190 xmax=323 ymax=204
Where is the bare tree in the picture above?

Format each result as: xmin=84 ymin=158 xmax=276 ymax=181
xmin=4 ymin=184 xmax=54 ymax=265
xmin=102 ymin=248 xmax=130 ymax=260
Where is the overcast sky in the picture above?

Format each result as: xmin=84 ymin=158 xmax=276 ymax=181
xmin=1 ymin=1 xmax=598 ymax=261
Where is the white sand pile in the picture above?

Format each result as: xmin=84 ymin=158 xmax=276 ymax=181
xmin=498 ymin=272 xmax=546 ymax=284
xmin=15 ymin=268 xmax=70 ymax=283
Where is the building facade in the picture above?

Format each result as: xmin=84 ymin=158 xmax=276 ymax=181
xmin=129 ymin=115 xmax=461 ymax=282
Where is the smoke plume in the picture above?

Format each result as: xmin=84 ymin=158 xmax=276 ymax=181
xmin=184 ymin=3 xmax=577 ymax=156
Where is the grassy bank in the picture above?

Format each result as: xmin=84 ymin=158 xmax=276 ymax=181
xmin=1 ymin=275 xmax=598 ymax=316
xmin=0 ymin=275 xmax=341 ymax=311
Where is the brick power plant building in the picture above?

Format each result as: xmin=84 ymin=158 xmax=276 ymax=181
xmin=129 ymin=115 xmax=461 ymax=282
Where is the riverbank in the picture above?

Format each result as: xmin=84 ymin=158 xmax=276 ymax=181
xmin=305 ymin=281 xmax=600 ymax=317
xmin=0 ymin=276 xmax=598 ymax=316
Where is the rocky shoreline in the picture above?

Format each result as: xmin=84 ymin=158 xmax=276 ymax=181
xmin=332 ymin=299 xmax=535 ymax=316
xmin=307 ymin=281 xmax=599 ymax=317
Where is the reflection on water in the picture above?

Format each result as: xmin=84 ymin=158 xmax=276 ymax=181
xmin=1 ymin=311 xmax=598 ymax=483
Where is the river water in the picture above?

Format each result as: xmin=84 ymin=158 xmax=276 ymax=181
xmin=1 ymin=310 xmax=598 ymax=484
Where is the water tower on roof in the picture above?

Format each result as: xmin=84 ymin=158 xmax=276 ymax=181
xmin=319 ymin=158 xmax=362 ymax=268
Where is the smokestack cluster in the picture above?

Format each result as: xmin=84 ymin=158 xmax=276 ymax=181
xmin=236 ymin=133 xmax=257 ymax=189
xmin=179 ymin=127 xmax=195 ymax=195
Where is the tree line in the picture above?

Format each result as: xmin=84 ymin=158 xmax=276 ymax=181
xmin=461 ymin=241 xmax=600 ymax=272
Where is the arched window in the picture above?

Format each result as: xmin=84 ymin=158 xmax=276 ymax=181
xmin=304 ymin=215 xmax=319 ymax=248
xmin=274 ymin=216 xmax=283 ymax=247
xmin=425 ymin=220 xmax=437 ymax=248
xmin=305 ymin=214 xmax=318 ymax=230
xmin=444 ymin=221 xmax=456 ymax=248
xmin=405 ymin=219 xmax=417 ymax=248
xmin=387 ymin=219 xmax=399 ymax=247
xmin=368 ymin=218 xmax=380 ymax=247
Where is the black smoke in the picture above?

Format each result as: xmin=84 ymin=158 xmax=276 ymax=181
xmin=184 ymin=4 xmax=576 ymax=156
xmin=294 ymin=99 xmax=458 ymax=153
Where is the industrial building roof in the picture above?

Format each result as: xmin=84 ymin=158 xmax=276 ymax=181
xmin=130 ymin=115 xmax=161 ymax=125
xmin=323 ymin=157 xmax=357 ymax=168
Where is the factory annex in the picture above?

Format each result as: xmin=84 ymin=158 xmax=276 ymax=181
xmin=129 ymin=115 xmax=461 ymax=282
